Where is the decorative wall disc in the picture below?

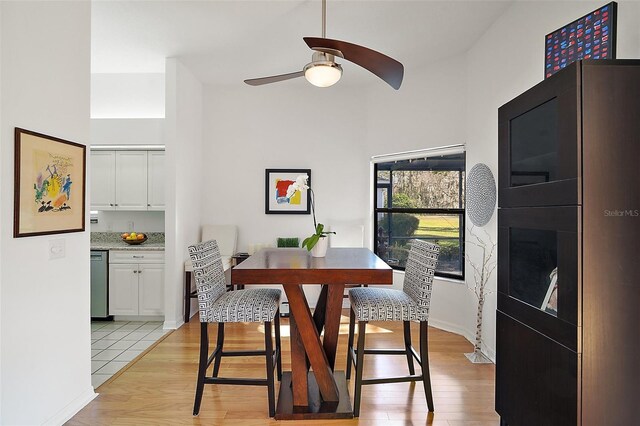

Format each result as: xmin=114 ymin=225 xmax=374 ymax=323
xmin=466 ymin=163 xmax=496 ymax=227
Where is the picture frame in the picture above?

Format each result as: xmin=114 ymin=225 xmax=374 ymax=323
xmin=14 ymin=128 xmax=86 ymax=237
xmin=265 ymin=168 xmax=311 ymax=214
xmin=544 ymin=1 xmax=617 ymax=79
xmin=541 ymin=267 xmax=558 ymax=315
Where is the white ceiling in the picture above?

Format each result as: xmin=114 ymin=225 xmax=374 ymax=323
xmin=91 ymin=1 xmax=513 ymax=87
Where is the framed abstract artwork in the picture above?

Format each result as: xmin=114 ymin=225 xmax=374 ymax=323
xmin=265 ymin=168 xmax=311 ymax=214
xmin=14 ymin=128 xmax=86 ymax=237
xmin=544 ymin=2 xmax=617 ymax=79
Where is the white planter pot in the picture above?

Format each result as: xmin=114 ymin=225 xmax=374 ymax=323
xmin=310 ymin=236 xmax=329 ymax=257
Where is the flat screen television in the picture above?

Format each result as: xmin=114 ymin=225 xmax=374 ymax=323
xmin=544 ymin=2 xmax=617 ymax=79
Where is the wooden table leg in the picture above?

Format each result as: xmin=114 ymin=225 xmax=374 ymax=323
xmin=284 ymin=284 xmax=339 ymax=403
xmin=307 ymin=285 xmax=329 ymax=370
xmin=288 ymin=313 xmax=309 ymax=409
xmin=313 ymin=285 xmax=328 ymax=334
xmin=323 ymin=284 xmax=345 ymax=370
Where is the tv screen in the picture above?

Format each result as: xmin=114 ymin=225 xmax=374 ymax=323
xmin=544 ymin=2 xmax=617 ymax=79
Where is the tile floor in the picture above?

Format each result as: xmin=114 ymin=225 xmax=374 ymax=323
xmin=91 ymin=320 xmax=169 ymax=389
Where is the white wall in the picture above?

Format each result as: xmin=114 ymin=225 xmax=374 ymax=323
xmin=164 ymin=58 xmax=203 ymax=329
xmin=0 ymin=3 xmax=3 ymax=420
xmin=201 ymin=82 xmax=368 ymax=305
xmin=91 ymin=73 xmax=165 ymax=118
xmin=91 ymin=118 xmax=164 ymax=146
xmin=465 ymin=0 xmax=640 ymax=359
xmin=0 ymin=2 xmax=93 ymax=424
xmin=202 ymin=82 xmax=368 ymax=251
xmin=91 ymin=211 xmax=165 ymax=233
xmin=365 ymin=54 xmax=477 ymax=342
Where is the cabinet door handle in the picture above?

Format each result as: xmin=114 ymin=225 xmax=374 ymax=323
xmin=138 ymin=270 xmax=143 ymax=274
xmin=109 ymin=203 xmax=114 ymax=206
xmin=147 ymin=204 xmax=151 ymax=207
xmin=132 ymin=255 xmax=144 ymax=259
xmin=133 ymin=270 xmax=138 ymax=274
xmin=115 ymin=204 xmax=119 ymax=206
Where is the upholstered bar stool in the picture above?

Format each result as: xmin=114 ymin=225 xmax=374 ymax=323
xmin=184 ymin=225 xmax=238 ymax=323
xmin=188 ymin=240 xmax=282 ymax=417
xmin=346 ymin=239 xmax=440 ymax=417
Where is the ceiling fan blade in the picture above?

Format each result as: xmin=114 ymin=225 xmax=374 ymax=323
xmin=244 ymin=71 xmax=304 ymax=86
xmin=304 ymin=37 xmax=404 ymax=90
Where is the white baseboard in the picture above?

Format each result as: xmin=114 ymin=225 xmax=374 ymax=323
xmin=428 ymin=318 xmax=496 ymax=363
xmin=163 ymin=319 xmax=182 ymax=330
xmin=42 ymin=387 xmax=96 ymax=426
xmin=428 ymin=318 xmax=475 ymax=342
xmin=481 ymin=344 xmax=496 ymax=362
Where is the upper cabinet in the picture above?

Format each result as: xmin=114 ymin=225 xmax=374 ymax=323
xmin=115 ymin=151 xmax=148 ymax=210
xmin=147 ymin=151 xmax=165 ymax=211
xmin=90 ymin=149 xmax=165 ymax=211
xmin=91 ymin=151 xmax=117 ymax=210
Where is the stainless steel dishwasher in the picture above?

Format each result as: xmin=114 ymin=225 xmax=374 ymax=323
xmin=90 ymin=250 xmax=111 ymax=319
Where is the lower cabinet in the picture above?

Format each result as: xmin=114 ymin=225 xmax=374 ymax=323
xmin=495 ymin=311 xmax=577 ymax=426
xmin=109 ymin=250 xmax=164 ymax=316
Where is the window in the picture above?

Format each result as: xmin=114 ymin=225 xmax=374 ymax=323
xmin=374 ymin=152 xmax=465 ymax=280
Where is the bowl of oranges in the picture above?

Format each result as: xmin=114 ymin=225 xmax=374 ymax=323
xmin=121 ymin=232 xmax=147 ymax=245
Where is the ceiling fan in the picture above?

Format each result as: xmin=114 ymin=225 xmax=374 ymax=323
xmin=244 ymin=0 xmax=404 ymax=90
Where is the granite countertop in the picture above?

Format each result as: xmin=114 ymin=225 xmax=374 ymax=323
xmin=90 ymin=232 xmax=165 ymax=251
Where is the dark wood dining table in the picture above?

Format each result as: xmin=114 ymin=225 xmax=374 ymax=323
xmin=231 ymin=247 xmax=392 ymax=420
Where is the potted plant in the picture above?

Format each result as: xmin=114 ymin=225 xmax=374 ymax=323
xmin=286 ymin=175 xmax=334 ymax=257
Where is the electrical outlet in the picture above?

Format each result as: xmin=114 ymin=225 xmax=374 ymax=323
xmin=49 ymin=239 xmax=65 ymax=260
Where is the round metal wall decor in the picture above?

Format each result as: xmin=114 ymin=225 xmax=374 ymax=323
xmin=466 ymin=163 xmax=496 ymax=227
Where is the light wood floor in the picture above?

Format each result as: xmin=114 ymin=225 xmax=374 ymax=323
xmin=68 ymin=311 xmax=499 ymax=425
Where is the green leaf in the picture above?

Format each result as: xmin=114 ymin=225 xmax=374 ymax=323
xmin=308 ymin=234 xmax=320 ymax=250
xmin=302 ymin=234 xmax=320 ymax=251
xmin=302 ymin=236 xmax=312 ymax=249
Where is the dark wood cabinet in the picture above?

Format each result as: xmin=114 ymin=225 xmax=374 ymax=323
xmin=496 ymin=312 xmax=577 ymax=426
xmin=496 ymin=60 xmax=640 ymax=426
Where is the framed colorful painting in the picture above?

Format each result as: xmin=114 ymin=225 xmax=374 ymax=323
xmin=14 ymin=128 xmax=86 ymax=237
xmin=265 ymin=169 xmax=311 ymax=214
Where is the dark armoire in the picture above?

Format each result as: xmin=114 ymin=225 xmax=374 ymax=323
xmin=496 ymin=60 xmax=640 ymax=426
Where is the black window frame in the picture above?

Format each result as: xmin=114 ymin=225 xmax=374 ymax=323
xmin=373 ymin=153 xmax=466 ymax=281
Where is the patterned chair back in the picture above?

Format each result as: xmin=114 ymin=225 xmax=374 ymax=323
xmin=403 ymin=240 xmax=440 ymax=318
xmin=188 ymin=240 xmax=228 ymax=322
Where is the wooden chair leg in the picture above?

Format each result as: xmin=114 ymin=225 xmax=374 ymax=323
xmin=264 ymin=320 xmax=276 ymax=417
xmin=403 ymin=321 xmax=416 ymax=375
xmin=212 ymin=323 xmax=225 ymax=377
xmin=353 ymin=320 xmax=367 ymax=417
xmin=193 ymin=322 xmax=209 ymax=415
xmin=346 ymin=307 xmax=356 ymax=380
xmin=420 ymin=321 xmax=434 ymax=412
xmin=274 ymin=310 xmax=282 ymax=381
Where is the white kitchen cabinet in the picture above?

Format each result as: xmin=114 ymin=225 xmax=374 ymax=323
xmin=90 ymin=151 xmax=116 ymax=210
xmin=109 ymin=263 xmax=140 ymax=315
xmin=115 ymin=151 xmax=148 ymax=210
xmin=90 ymin=149 xmax=165 ymax=211
xmin=146 ymin=151 xmax=165 ymax=210
xmin=138 ymin=264 xmax=164 ymax=315
xmin=109 ymin=251 xmax=164 ymax=317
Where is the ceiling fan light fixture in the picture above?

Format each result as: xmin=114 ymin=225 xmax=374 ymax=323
xmin=304 ymin=61 xmax=343 ymax=88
